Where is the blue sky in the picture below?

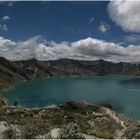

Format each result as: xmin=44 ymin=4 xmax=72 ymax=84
xmin=1 ymin=1 xmax=140 ymax=62
xmin=0 ymin=1 xmax=132 ymax=43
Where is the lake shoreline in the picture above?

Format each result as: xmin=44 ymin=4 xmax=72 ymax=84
xmin=1 ymin=74 xmax=140 ymax=138
xmin=1 ymin=74 xmax=140 ymax=106
xmin=2 ymin=74 xmax=140 ymax=120
xmin=2 ymin=73 xmax=140 ymax=91
xmin=0 ymin=100 xmax=140 ymax=139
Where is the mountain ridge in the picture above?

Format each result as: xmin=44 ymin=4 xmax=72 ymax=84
xmin=0 ymin=56 xmax=140 ymax=91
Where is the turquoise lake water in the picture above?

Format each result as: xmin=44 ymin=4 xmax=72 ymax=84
xmin=4 ymin=76 xmax=140 ymax=120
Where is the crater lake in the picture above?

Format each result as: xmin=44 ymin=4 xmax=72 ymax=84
xmin=4 ymin=76 xmax=140 ymax=120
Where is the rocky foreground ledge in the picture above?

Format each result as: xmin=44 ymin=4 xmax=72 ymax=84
xmin=0 ymin=101 xmax=139 ymax=139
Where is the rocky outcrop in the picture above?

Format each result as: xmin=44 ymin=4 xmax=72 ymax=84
xmin=99 ymin=103 xmax=112 ymax=109
xmin=0 ymin=101 xmax=139 ymax=139
xmin=0 ymin=94 xmax=7 ymax=107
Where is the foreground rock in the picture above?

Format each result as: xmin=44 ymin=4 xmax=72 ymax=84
xmin=0 ymin=101 xmax=139 ymax=139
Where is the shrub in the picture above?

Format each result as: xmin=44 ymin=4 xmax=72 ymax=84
xmin=22 ymin=124 xmax=42 ymax=139
xmin=60 ymin=122 xmax=84 ymax=139
xmin=3 ymin=128 xmax=17 ymax=139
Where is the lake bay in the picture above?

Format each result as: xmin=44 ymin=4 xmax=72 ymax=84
xmin=4 ymin=76 xmax=140 ymax=120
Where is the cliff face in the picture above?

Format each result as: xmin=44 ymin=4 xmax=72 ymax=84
xmin=0 ymin=57 xmax=140 ymax=91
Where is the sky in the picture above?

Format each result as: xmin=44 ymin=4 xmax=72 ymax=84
xmin=1 ymin=1 xmax=140 ymax=63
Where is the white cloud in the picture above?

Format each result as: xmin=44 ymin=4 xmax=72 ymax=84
xmin=8 ymin=2 xmax=15 ymax=7
xmin=124 ymin=34 xmax=140 ymax=42
xmin=0 ymin=16 xmax=10 ymax=31
xmin=108 ymin=0 xmax=140 ymax=33
xmin=99 ymin=22 xmax=110 ymax=33
xmin=0 ymin=24 xmax=8 ymax=32
xmin=2 ymin=16 xmax=10 ymax=21
xmin=89 ymin=17 xmax=95 ymax=24
xmin=0 ymin=1 xmax=15 ymax=7
xmin=1 ymin=35 xmax=140 ymax=63
xmin=0 ymin=37 xmax=15 ymax=47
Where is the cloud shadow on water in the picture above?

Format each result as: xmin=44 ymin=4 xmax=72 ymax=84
xmin=119 ymin=78 xmax=140 ymax=89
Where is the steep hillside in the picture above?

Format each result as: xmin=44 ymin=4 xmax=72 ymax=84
xmin=0 ymin=101 xmax=140 ymax=139
xmin=0 ymin=57 xmax=140 ymax=91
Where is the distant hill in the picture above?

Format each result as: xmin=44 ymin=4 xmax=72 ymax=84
xmin=0 ymin=57 xmax=140 ymax=90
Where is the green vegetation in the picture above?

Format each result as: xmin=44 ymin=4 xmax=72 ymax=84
xmin=22 ymin=123 xmax=45 ymax=139
xmin=60 ymin=122 xmax=84 ymax=139
xmin=3 ymin=128 xmax=17 ymax=139
xmin=0 ymin=101 xmax=138 ymax=139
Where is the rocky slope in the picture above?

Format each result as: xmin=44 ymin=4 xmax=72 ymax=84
xmin=0 ymin=101 xmax=140 ymax=139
